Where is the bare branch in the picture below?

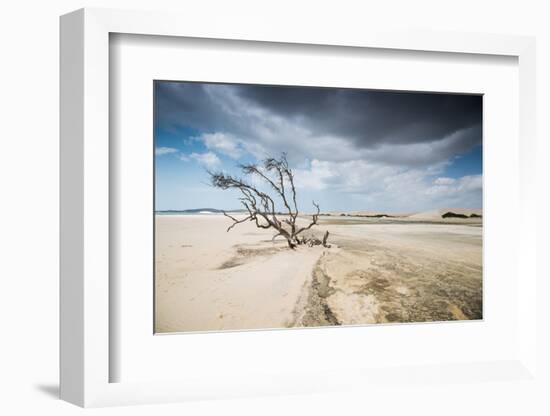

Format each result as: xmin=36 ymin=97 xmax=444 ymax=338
xmin=271 ymin=232 xmax=282 ymax=242
xmin=208 ymin=154 xmax=329 ymax=249
xmin=222 ymin=211 xmax=253 ymax=232
xmin=294 ymin=200 xmax=321 ymax=237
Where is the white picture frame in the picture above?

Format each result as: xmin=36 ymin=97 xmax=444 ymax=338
xmin=60 ymin=7 xmax=538 ymax=408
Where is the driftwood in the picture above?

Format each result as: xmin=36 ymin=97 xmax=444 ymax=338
xmin=209 ymin=154 xmax=330 ymax=249
xmin=304 ymin=230 xmax=331 ymax=248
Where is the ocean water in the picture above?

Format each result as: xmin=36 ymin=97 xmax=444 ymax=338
xmin=155 ymin=211 xmax=223 ymax=216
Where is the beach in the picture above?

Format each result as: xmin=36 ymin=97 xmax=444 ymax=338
xmin=155 ymin=212 xmax=482 ymax=333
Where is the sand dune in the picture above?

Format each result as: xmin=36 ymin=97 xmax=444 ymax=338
xmin=408 ymin=208 xmax=482 ymax=220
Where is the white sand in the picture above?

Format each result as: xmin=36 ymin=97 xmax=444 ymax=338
xmin=155 ymin=213 xmax=483 ymax=332
xmin=155 ymin=215 xmax=326 ymax=332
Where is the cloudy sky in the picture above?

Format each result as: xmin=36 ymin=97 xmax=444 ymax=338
xmin=154 ymin=81 xmax=482 ymax=212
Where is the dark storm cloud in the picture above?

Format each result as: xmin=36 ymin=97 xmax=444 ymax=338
xmin=155 ymin=82 xmax=227 ymax=132
xmin=239 ymin=85 xmax=482 ymax=147
xmin=155 ymin=81 xmax=482 ymax=166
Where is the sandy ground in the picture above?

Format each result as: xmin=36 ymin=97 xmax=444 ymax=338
xmin=155 ymin=214 xmax=482 ymax=333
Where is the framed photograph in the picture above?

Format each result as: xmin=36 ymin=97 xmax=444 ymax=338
xmin=153 ymin=81 xmax=484 ymax=334
xmin=60 ymin=8 xmax=538 ymax=407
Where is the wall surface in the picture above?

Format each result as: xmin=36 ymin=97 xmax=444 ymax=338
xmin=1 ymin=1 xmax=548 ymax=415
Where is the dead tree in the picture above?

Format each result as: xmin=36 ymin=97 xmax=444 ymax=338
xmin=209 ymin=154 xmax=330 ymax=249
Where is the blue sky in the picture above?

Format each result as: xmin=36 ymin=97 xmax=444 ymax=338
xmin=154 ymin=81 xmax=482 ymax=213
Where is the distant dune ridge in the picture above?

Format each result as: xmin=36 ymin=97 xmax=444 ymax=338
xmin=316 ymin=208 xmax=482 ymax=223
xmin=408 ymin=208 xmax=482 ymax=220
xmin=319 ymin=208 xmax=482 ymax=220
xmin=324 ymin=210 xmax=412 ymax=217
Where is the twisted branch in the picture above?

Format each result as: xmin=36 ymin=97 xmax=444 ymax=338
xmin=209 ymin=154 xmax=329 ymax=249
